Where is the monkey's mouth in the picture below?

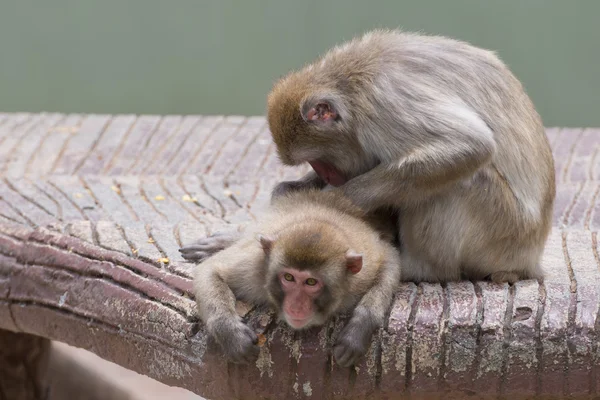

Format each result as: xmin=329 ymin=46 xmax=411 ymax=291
xmin=309 ymin=160 xmax=347 ymax=187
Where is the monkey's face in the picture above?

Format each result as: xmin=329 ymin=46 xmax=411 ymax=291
xmin=274 ymin=267 xmax=328 ymax=329
xmin=263 ymin=251 xmax=363 ymax=330
xmin=266 ymin=263 xmax=348 ymax=330
xmin=260 ymin=224 xmax=364 ymax=330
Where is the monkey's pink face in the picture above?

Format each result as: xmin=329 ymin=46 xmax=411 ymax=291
xmin=278 ymin=267 xmax=324 ymax=329
xmin=309 ymin=160 xmax=347 ymax=187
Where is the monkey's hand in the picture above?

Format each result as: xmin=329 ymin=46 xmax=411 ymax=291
xmin=271 ymin=180 xmax=308 ymax=200
xmin=271 ymin=171 xmax=327 ymax=202
xmin=179 ymin=231 xmax=242 ymax=263
xmin=207 ymin=316 xmax=259 ymax=364
xmin=333 ymin=310 xmax=375 ymax=368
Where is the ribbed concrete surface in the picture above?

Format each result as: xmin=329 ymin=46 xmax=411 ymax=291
xmin=0 ymin=113 xmax=598 ymax=399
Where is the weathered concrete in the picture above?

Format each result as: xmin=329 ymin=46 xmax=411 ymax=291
xmin=0 ymin=114 xmax=598 ymax=399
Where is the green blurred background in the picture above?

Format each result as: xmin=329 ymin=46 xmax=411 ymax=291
xmin=0 ymin=0 xmax=598 ymax=126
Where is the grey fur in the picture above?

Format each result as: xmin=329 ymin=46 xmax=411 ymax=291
xmin=189 ymin=189 xmax=401 ymax=367
xmin=267 ymin=29 xmax=555 ymax=283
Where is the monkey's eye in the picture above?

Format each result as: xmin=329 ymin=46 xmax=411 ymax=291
xmin=283 ymin=273 xmax=294 ymax=282
xmin=305 ymin=278 xmax=318 ymax=286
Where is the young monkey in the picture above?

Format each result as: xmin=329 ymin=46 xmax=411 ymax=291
xmin=188 ymin=189 xmax=400 ymax=367
xmin=266 ymin=29 xmax=556 ymax=284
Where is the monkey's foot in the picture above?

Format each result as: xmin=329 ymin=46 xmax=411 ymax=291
xmin=179 ymin=231 xmax=241 ymax=262
xmin=333 ymin=318 xmax=373 ymax=368
xmin=489 ymin=271 xmax=521 ymax=284
xmin=208 ymin=317 xmax=259 ymax=364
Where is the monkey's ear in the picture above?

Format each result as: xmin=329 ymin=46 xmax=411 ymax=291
xmin=301 ymin=97 xmax=340 ymax=123
xmin=345 ymin=250 xmax=363 ymax=274
xmin=257 ymin=234 xmax=275 ymax=255
xmin=304 ymin=102 xmax=337 ymax=122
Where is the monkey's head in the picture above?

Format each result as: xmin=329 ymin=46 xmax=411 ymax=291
xmin=258 ymin=223 xmax=363 ymax=330
xmin=267 ymin=72 xmax=372 ymax=187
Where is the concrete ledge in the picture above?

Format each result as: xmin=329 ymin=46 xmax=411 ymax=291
xmin=0 ymin=113 xmax=598 ymax=399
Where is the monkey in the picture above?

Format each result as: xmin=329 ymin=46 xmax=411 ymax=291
xmin=264 ymin=29 xmax=556 ymax=284
xmin=187 ymin=189 xmax=401 ymax=367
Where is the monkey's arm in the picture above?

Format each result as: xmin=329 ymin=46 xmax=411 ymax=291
xmin=334 ymin=248 xmax=401 ymax=367
xmin=342 ymin=103 xmax=496 ymax=211
xmin=271 ymin=170 xmax=326 ymax=201
xmin=180 ymin=224 xmax=247 ymax=262
xmin=193 ymin=242 xmax=266 ymax=363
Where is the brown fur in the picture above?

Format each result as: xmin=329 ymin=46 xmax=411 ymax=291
xmin=267 ymin=29 xmax=555 ymax=283
xmin=191 ymin=189 xmax=400 ymax=367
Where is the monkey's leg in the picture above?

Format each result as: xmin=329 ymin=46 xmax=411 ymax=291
xmin=464 ymin=247 xmax=544 ymax=284
xmin=194 ymin=258 xmax=260 ymax=363
xmin=271 ymin=171 xmax=326 ymax=201
xmin=180 ymin=226 xmax=245 ymax=262
xmin=333 ymin=250 xmax=401 ymax=368
xmin=489 ymin=271 xmax=521 ymax=284
xmin=398 ymin=252 xmax=441 ymax=283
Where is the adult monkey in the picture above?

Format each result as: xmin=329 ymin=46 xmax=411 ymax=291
xmin=266 ymin=29 xmax=555 ymax=283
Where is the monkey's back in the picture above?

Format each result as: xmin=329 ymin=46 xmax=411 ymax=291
xmin=317 ymin=30 xmax=555 ymax=230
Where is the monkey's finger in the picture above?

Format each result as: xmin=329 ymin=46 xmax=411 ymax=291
xmin=243 ymin=345 xmax=260 ymax=363
xmin=179 ymin=250 xmax=210 ymax=258
xmin=242 ymin=326 xmax=259 ymax=345
xmin=333 ymin=344 xmax=352 ymax=368
xmin=228 ymin=347 xmax=251 ymax=364
xmin=334 ymin=343 xmax=360 ymax=368
xmin=179 ymin=244 xmax=219 ymax=253
xmin=180 ymin=252 xmax=211 ymax=262
xmin=229 ymin=354 xmax=249 ymax=365
xmin=229 ymin=344 xmax=259 ymax=364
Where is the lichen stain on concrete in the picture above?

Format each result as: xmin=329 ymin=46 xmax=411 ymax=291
xmin=540 ymin=341 xmax=566 ymax=368
xmin=395 ymin=297 xmax=409 ymax=310
xmin=477 ymin=341 xmax=504 ymax=377
xmin=279 ymin=326 xmax=301 ymax=362
xmin=447 ymin=335 xmax=476 ymax=373
xmin=255 ymin=344 xmax=274 ymax=377
xmin=259 ymin=313 xmax=272 ymax=327
xmin=289 ymin=336 xmax=302 ymax=362
xmin=365 ymin=337 xmax=379 ymax=378
xmin=510 ymin=343 xmax=537 ymax=370
xmin=318 ymin=323 xmax=330 ymax=349
xmin=380 ymin=331 xmax=407 ymax=377
xmin=395 ymin=356 xmax=406 ymax=376
xmin=412 ymin=337 xmax=441 ymax=375
xmin=293 ymin=374 xmax=299 ymax=395
xmin=190 ymin=332 xmax=207 ymax=360
xmin=146 ymin=348 xmax=192 ymax=380
xmin=302 ymin=381 xmax=312 ymax=397
xmin=103 ymin=298 xmax=127 ymax=318
xmin=58 ymin=291 xmax=68 ymax=306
